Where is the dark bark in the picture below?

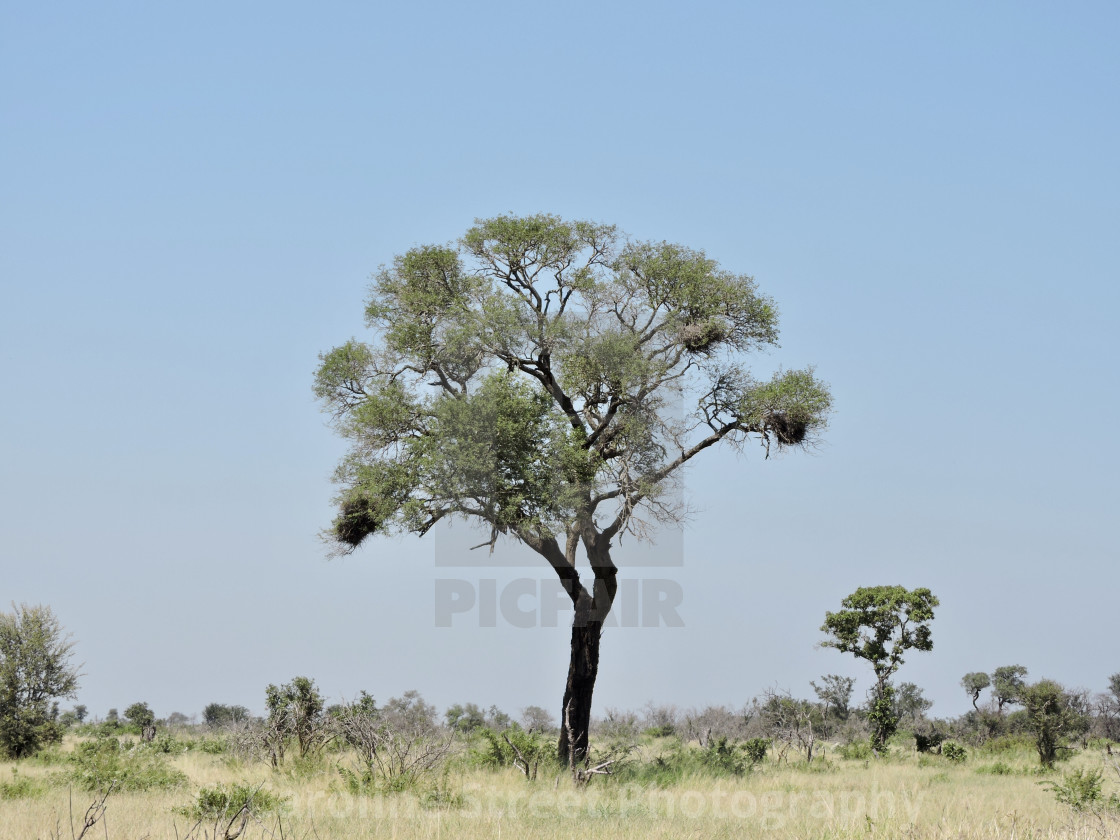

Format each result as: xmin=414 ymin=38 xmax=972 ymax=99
xmin=557 ymin=529 xmax=618 ymax=766
xmin=558 ymin=592 xmax=602 ymax=766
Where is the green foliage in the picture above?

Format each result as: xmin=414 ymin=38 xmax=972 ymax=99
xmin=0 ymin=604 xmax=80 ymax=759
xmin=203 ymin=703 xmax=251 ymax=728
xmin=446 ymin=702 xmax=510 ymax=734
xmin=820 ymin=586 xmax=938 ymax=753
xmin=265 ymin=676 xmax=327 ymax=765
xmin=941 ymin=742 xmax=968 ymax=763
xmin=174 ymin=782 xmax=286 ymax=821
xmin=893 ymin=682 xmax=933 ymax=723
xmin=468 ymin=727 xmax=553 ymax=780
xmin=197 ymin=736 xmax=229 ymax=755
xmin=742 ymin=738 xmax=770 ymax=765
xmin=0 ymin=767 xmax=48 ymax=799
xmin=979 ymin=733 xmax=1036 ymax=754
xmin=867 ymin=687 xmax=899 ymax=753
xmin=68 ymin=736 xmax=187 ymax=792
xmin=149 ymin=733 xmax=187 ymax=754
xmin=610 ymin=737 xmax=765 ymax=786
xmin=419 ymin=769 xmax=467 ymax=810
xmin=338 ymin=764 xmax=416 ymax=795
xmin=317 ymin=214 xmax=831 ymax=554
xmin=699 ymin=737 xmax=750 ymax=776
xmin=975 ymin=762 xmax=1015 ymax=775
xmin=124 ymin=702 xmax=155 ymax=729
xmin=836 ymin=741 xmax=873 ymax=761
xmin=1020 ymin=679 xmax=1090 ymax=768
xmin=991 ymin=665 xmax=1029 ymax=712
xmin=1042 ymin=768 xmax=1106 ymax=811
xmin=811 ymin=675 xmax=855 ymax=721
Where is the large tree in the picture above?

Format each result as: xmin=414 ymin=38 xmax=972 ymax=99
xmin=316 ymin=214 xmax=831 ymax=763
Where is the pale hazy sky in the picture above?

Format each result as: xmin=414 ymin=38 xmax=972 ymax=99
xmin=2 ymin=2 xmax=1117 ymax=723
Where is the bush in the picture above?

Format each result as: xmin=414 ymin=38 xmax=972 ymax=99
xmin=469 ymin=727 xmax=553 ymax=780
xmin=979 ymin=734 xmax=1035 ymax=755
xmin=175 ymin=783 xmax=285 ymax=821
xmin=942 ymin=742 xmax=967 ymax=763
xmin=837 ymin=740 xmax=873 ymax=760
xmin=1042 ymin=768 xmax=1105 ymax=811
xmin=175 ymin=782 xmax=285 ymax=839
xmin=68 ymin=736 xmax=187 ymax=792
xmin=197 ymin=736 xmax=228 ymax=755
xmin=418 ymin=771 xmax=467 ymax=810
xmin=147 ymin=733 xmax=187 ymax=754
xmin=0 ymin=768 xmax=48 ymax=799
xmin=975 ymin=762 xmax=1015 ymax=775
xmin=699 ymin=737 xmax=747 ymax=776
xmin=742 ymin=738 xmax=769 ymax=765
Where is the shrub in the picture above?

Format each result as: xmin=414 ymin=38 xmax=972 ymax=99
xmin=942 ymin=742 xmax=967 ymax=763
xmin=333 ymin=691 xmax=453 ymax=793
xmin=146 ymin=733 xmax=187 ymax=754
xmin=469 ymin=727 xmax=553 ymax=780
xmin=975 ymin=762 xmax=1014 ymax=775
xmin=742 ymin=738 xmax=769 ymax=765
xmin=0 ymin=768 xmax=47 ymax=800
xmin=837 ymin=740 xmax=873 ymax=760
xmin=699 ymin=737 xmax=747 ymax=776
xmin=197 ymin=736 xmax=228 ymax=755
xmin=1042 ymin=768 xmax=1105 ymax=811
xmin=980 ymin=734 xmax=1035 ymax=754
xmin=175 ymin=782 xmax=285 ymax=839
xmin=68 ymin=736 xmax=187 ymax=792
xmin=418 ymin=771 xmax=467 ymax=810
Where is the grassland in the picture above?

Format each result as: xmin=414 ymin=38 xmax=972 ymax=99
xmin=1 ymin=734 xmax=1118 ymax=840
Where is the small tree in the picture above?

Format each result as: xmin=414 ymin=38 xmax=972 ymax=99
xmin=124 ymin=702 xmax=156 ymax=741
xmin=264 ymin=676 xmax=328 ymax=765
xmin=74 ymin=704 xmax=88 ymax=723
xmin=991 ymin=665 xmax=1028 ymax=713
xmin=1020 ymin=679 xmax=1089 ymax=768
xmin=0 ymin=603 xmax=81 ymax=758
xmin=445 ymin=702 xmax=487 ymax=733
xmin=760 ymin=688 xmax=821 ymax=763
xmin=811 ymin=675 xmax=856 ymax=721
xmin=521 ymin=705 xmax=556 ymax=733
xmin=892 ymin=682 xmax=933 ymax=724
xmin=820 ymin=586 xmax=938 ymax=753
xmin=203 ymin=703 xmax=250 ymax=728
xmin=961 ymin=672 xmax=991 ymax=711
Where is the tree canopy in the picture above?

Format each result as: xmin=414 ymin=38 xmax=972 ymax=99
xmin=316 ymin=214 xmax=831 ymax=556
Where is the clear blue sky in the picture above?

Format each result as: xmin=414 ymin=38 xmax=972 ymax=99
xmin=2 ymin=1 xmax=1117 ymax=723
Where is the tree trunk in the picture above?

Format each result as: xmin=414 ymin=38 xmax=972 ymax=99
xmin=558 ymin=596 xmax=602 ymax=766
xmin=552 ymin=526 xmax=618 ymax=767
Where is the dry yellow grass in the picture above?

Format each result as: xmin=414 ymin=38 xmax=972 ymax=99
xmin=2 ymin=739 xmax=1118 ymax=839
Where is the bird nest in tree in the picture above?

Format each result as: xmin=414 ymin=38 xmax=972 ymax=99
xmin=679 ymin=320 xmax=728 ymax=354
xmin=335 ymin=496 xmax=381 ymax=548
xmin=767 ymin=412 xmax=807 ymax=446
